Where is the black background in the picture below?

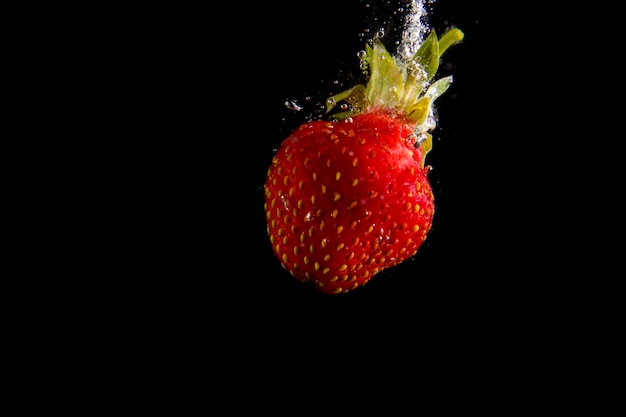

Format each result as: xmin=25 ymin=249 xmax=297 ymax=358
xmin=102 ymin=0 xmax=586 ymax=370
xmin=121 ymin=1 xmax=527 ymax=320
xmin=16 ymin=0 xmax=614 ymax=408
xmin=180 ymin=2 xmax=499 ymax=311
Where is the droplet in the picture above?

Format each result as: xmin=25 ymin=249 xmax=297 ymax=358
xmin=285 ymin=100 xmax=302 ymax=111
xmin=414 ymin=133 xmax=427 ymax=146
xmin=406 ymin=132 xmax=427 ymax=147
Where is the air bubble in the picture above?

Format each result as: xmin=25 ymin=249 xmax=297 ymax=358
xmin=414 ymin=133 xmax=427 ymax=146
xmin=406 ymin=132 xmax=427 ymax=147
xmin=285 ymin=100 xmax=302 ymax=111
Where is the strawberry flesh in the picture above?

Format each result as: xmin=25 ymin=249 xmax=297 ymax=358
xmin=264 ymin=111 xmax=434 ymax=294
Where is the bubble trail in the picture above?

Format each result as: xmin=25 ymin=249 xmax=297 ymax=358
xmin=397 ymin=0 xmax=433 ymax=66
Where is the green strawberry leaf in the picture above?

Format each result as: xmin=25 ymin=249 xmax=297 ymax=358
xmin=425 ymin=75 xmax=453 ymax=102
xmin=413 ymin=31 xmax=439 ymax=83
xmin=325 ymin=27 xmax=464 ymax=129
xmin=366 ymin=38 xmax=403 ymax=108
xmin=419 ymin=132 xmax=433 ymax=167
xmin=438 ymin=28 xmax=464 ymax=56
xmin=406 ymin=96 xmax=431 ymax=124
xmin=325 ymin=84 xmax=368 ymax=117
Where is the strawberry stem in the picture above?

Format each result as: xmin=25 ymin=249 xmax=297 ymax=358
xmin=326 ymin=27 xmax=464 ymax=128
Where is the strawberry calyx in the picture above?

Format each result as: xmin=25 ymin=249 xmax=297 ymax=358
xmin=325 ymin=28 xmax=464 ymax=164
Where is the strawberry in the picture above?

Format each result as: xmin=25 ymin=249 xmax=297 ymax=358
xmin=264 ymin=28 xmax=464 ymax=294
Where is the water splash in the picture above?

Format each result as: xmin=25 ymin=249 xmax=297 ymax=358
xmin=397 ymin=0 xmax=434 ymax=67
xmin=284 ymin=99 xmax=303 ymax=112
xmin=359 ymin=0 xmax=435 ymax=74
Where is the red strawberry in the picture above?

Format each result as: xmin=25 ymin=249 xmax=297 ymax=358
xmin=264 ymin=28 xmax=464 ymax=294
